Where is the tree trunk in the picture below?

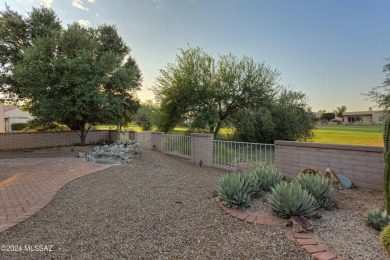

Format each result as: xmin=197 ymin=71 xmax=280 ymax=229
xmin=214 ymin=120 xmax=222 ymax=138
xmin=80 ymin=123 xmax=86 ymax=146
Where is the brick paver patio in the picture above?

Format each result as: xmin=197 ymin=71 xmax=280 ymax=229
xmin=0 ymin=158 xmax=111 ymax=233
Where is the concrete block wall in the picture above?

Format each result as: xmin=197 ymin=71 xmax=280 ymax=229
xmin=190 ymin=133 xmax=214 ymax=166
xmin=151 ymin=132 xmax=164 ymax=152
xmin=0 ymin=130 xmax=114 ymax=150
xmin=275 ymin=140 xmax=384 ymax=191
xmin=128 ymin=131 xmax=136 ymax=141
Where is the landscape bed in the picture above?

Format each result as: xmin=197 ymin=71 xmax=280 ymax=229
xmin=0 ymin=146 xmax=387 ymax=259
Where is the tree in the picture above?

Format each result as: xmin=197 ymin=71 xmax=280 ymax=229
xmin=364 ymin=59 xmax=390 ymax=109
xmin=135 ymin=100 xmax=158 ymax=131
xmin=0 ymin=5 xmax=61 ymax=99
xmin=10 ymin=7 xmax=141 ymax=145
xmin=334 ymin=105 xmax=347 ymax=117
xmin=154 ymin=47 xmax=279 ymax=137
xmin=232 ymin=88 xmax=314 ymax=143
xmin=320 ymin=112 xmax=336 ymax=121
xmin=317 ymin=110 xmax=326 ymax=119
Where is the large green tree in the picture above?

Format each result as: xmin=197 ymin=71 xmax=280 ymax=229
xmin=232 ymin=88 xmax=314 ymax=143
xmin=8 ymin=7 xmax=141 ymax=145
xmin=154 ymin=47 xmax=279 ymax=137
xmin=0 ymin=5 xmax=61 ymax=98
xmin=364 ymin=59 xmax=390 ymax=109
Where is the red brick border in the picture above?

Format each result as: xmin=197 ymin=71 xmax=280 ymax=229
xmin=214 ymin=197 xmax=343 ymax=260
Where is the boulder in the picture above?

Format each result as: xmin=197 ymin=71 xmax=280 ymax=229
xmin=286 ymin=216 xmax=314 ymax=233
xmin=82 ymin=139 xmax=142 ymax=164
xmin=324 ymin=168 xmax=340 ymax=183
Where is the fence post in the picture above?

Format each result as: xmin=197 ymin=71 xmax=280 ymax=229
xmin=151 ymin=132 xmax=164 ymax=152
xmin=128 ymin=130 xmax=136 ymax=140
xmin=109 ymin=130 xmax=119 ymax=142
xmin=0 ymin=102 xmax=4 ymax=133
xmin=190 ymin=133 xmax=214 ymax=166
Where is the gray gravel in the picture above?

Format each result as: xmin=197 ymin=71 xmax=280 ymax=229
xmin=0 ymin=149 xmax=311 ymax=259
xmin=313 ymin=188 xmax=388 ymax=260
xmin=245 ymin=185 xmax=389 ymax=260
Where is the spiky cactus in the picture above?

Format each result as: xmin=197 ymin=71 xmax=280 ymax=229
xmin=384 ymin=115 xmax=390 ymax=212
xmin=381 ymin=225 xmax=390 ymax=256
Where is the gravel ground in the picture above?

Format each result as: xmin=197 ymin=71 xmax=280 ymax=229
xmin=0 ymin=148 xmax=310 ymax=259
xmin=247 ymin=186 xmax=388 ymax=260
xmin=313 ymin=188 xmax=388 ymax=260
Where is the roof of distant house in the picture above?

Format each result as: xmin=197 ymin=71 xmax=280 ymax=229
xmin=4 ymin=105 xmax=18 ymax=112
xmin=343 ymin=110 xmax=382 ymax=116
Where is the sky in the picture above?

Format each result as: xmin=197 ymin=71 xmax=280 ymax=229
xmin=3 ymin=0 xmax=390 ymax=112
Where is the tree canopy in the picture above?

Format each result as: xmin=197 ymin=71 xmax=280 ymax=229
xmin=364 ymin=59 xmax=390 ymax=110
xmin=2 ymin=6 xmax=141 ymax=144
xmin=154 ymin=47 xmax=280 ymax=137
xmin=320 ymin=112 xmax=336 ymax=121
xmin=0 ymin=5 xmax=61 ymax=98
xmin=154 ymin=46 xmax=314 ymax=142
xmin=135 ymin=100 xmax=159 ymax=131
xmin=334 ymin=105 xmax=347 ymax=117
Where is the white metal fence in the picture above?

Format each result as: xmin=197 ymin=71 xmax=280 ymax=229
xmin=213 ymin=140 xmax=275 ymax=168
xmin=162 ymin=134 xmax=191 ymax=157
xmin=135 ymin=131 xmax=152 ymax=149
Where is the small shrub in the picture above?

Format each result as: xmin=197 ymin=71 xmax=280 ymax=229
xmin=217 ymin=173 xmax=253 ymax=209
xmin=269 ymin=181 xmax=319 ymax=218
xmin=367 ymin=209 xmax=390 ymax=230
xmin=11 ymin=122 xmax=27 ymax=131
xmin=250 ymin=165 xmax=282 ymax=191
xmin=297 ymin=173 xmax=335 ymax=209
xmin=381 ymin=225 xmax=390 ymax=256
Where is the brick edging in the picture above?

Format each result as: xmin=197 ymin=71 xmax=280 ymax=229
xmin=214 ymin=197 xmax=343 ymax=260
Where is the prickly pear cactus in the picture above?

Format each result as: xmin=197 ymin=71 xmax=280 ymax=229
xmin=385 ymin=115 xmax=390 ymax=212
xmin=381 ymin=225 xmax=390 ymax=256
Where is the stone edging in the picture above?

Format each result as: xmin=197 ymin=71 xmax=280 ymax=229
xmin=214 ymin=197 xmax=343 ymax=260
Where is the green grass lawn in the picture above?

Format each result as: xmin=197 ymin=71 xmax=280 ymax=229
xmin=97 ymin=124 xmax=384 ymax=146
xmin=313 ymin=125 xmax=383 ymax=146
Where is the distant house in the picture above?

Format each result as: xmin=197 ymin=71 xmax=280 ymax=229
xmin=342 ymin=107 xmax=384 ymax=125
xmin=4 ymin=105 xmax=34 ymax=131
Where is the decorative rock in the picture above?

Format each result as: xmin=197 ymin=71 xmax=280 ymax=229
xmin=77 ymin=152 xmax=85 ymax=158
xmin=337 ymin=175 xmax=354 ymax=189
xmin=82 ymin=140 xmax=141 ymax=164
xmin=299 ymin=168 xmax=323 ymax=177
xmin=287 ymin=216 xmax=314 ymax=233
xmin=324 ymin=168 xmax=339 ymax=183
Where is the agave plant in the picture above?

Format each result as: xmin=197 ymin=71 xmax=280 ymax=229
xmin=269 ymin=181 xmax=319 ymax=218
xmin=217 ymin=172 xmax=253 ymax=209
xmin=367 ymin=209 xmax=390 ymax=230
xmin=242 ymin=171 xmax=263 ymax=197
xmin=297 ymin=173 xmax=335 ymax=209
xmin=251 ymin=165 xmax=282 ymax=191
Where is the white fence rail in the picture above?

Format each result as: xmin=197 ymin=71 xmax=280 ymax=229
xmin=162 ymin=134 xmax=191 ymax=157
xmin=213 ymin=140 xmax=275 ymax=168
xmin=135 ymin=131 xmax=152 ymax=149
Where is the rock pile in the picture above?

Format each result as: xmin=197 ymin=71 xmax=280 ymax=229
xmin=81 ymin=140 xmax=141 ymax=164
